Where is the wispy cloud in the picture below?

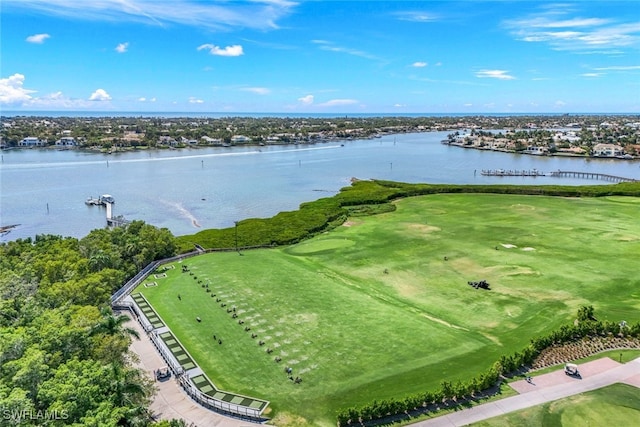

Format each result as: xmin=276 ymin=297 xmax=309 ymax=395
xmin=26 ymin=33 xmax=50 ymax=44
xmin=115 ymin=42 xmax=129 ymax=53
xmin=394 ymin=11 xmax=439 ymax=23
xmin=6 ymin=0 xmax=297 ymax=31
xmin=89 ymin=89 xmax=111 ymax=101
xmin=241 ymin=87 xmax=270 ymax=95
xmin=475 ymin=70 xmax=516 ymax=80
xmin=311 ymin=40 xmax=379 ymax=61
xmin=298 ymin=94 xmax=314 ymax=105
xmin=198 ymin=44 xmax=244 ymax=57
xmin=317 ymin=99 xmax=358 ymax=107
xmin=504 ymin=6 xmax=640 ymax=53
xmin=594 ymin=65 xmax=640 ymax=71
xmin=412 ymin=62 xmax=427 ymax=68
xmin=188 ymin=97 xmax=204 ymax=104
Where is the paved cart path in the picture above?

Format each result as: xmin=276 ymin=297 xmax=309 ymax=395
xmin=411 ymin=357 xmax=640 ymax=427
xmin=124 ymin=312 xmax=254 ymax=427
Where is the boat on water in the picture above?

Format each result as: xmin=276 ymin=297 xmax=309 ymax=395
xmin=85 ymin=194 xmax=115 ymax=206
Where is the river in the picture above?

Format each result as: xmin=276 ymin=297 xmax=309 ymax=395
xmin=1 ymin=131 xmax=639 ymax=241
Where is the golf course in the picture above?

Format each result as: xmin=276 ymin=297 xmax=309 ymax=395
xmin=135 ymin=192 xmax=640 ymax=426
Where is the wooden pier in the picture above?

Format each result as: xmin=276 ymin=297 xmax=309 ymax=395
xmin=549 ymin=170 xmax=638 ymax=183
xmin=480 ymin=169 xmax=545 ymax=177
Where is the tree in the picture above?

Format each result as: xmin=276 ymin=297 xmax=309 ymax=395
xmin=577 ymin=305 xmax=596 ymax=322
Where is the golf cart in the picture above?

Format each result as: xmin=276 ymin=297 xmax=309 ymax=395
xmin=155 ymin=367 xmax=171 ymax=381
xmin=564 ymin=363 xmax=579 ymax=377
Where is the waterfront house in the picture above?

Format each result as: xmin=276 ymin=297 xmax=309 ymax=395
xmin=231 ymin=135 xmax=251 ymax=143
xmin=55 ymin=136 xmax=77 ymax=147
xmin=524 ymin=146 xmax=548 ymax=155
xmin=592 ymin=143 xmax=624 ymax=157
xmin=201 ymin=136 xmax=223 ymax=145
xmin=19 ymin=137 xmax=46 ymax=147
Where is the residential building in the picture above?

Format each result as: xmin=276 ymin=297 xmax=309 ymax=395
xmin=592 ymin=143 xmax=624 ymax=157
xmin=19 ymin=137 xmax=46 ymax=147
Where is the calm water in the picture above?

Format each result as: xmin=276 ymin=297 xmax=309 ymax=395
xmin=2 ymin=131 xmax=639 ymax=241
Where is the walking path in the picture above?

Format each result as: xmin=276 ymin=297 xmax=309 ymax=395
xmin=124 ymin=312 xmax=255 ymax=427
xmin=411 ymin=357 xmax=640 ymax=426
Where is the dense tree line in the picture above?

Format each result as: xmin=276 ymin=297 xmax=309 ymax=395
xmin=336 ymin=307 xmax=640 ymax=426
xmin=175 ymin=180 xmax=640 ymax=252
xmin=0 ymin=222 xmax=177 ymax=426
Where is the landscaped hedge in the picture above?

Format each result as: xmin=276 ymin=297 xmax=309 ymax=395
xmin=175 ymin=180 xmax=640 ymax=253
xmin=335 ymin=310 xmax=640 ymax=426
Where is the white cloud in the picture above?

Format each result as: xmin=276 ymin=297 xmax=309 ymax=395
xmin=26 ymin=33 xmax=50 ymax=44
xmin=241 ymin=87 xmax=270 ymax=95
xmin=594 ymin=65 xmax=640 ymax=71
xmin=464 ymin=103 xmax=473 ymax=107
xmin=505 ymin=8 xmax=640 ymax=53
xmin=298 ymin=94 xmax=314 ymax=105
xmin=393 ymin=103 xmax=406 ymax=108
xmin=197 ymin=44 xmax=244 ymax=57
xmin=412 ymin=62 xmax=428 ymax=68
xmin=475 ymin=70 xmax=516 ymax=80
xmin=394 ymin=11 xmax=439 ymax=23
xmin=138 ymin=97 xmax=146 ymax=102
xmin=581 ymin=73 xmax=602 ymax=77
xmin=0 ymin=74 xmax=36 ymax=104
xmin=555 ymin=100 xmax=567 ymax=106
xmin=89 ymin=88 xmax=111 ymax=101
xmin=317 ymin=99 xmax=358 ymax=107
xmin=115 ymin=42 xmax=129 ymax=53
xmin=150 ymin=97 xmax=156 ymax=102
xmin=9 ymin=0 xmax=297 ymax=31
xmin=189 ymin=97 xmax=204 ymax=104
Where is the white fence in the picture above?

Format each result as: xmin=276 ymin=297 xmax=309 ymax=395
xmin=177 ymin=376 xmax=264 ymax=419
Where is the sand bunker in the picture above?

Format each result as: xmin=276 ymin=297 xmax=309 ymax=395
xmin=501 ymin=243 xmax=517 ymax=248
xmin=522 ymin=247 xmax=536 ymax=251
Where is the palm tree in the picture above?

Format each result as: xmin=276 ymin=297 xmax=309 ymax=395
xmin=88 ymin=249 xmax=112 ymax=272
xmin=92 ymin=307 xmax=140 ymax=340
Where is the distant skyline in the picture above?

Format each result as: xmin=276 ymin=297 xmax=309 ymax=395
xmin=1 ymin=1 xmax=639 ymax=114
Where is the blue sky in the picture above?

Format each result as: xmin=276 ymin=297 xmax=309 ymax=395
xmin=1 ymin=0 xmax=639 ymax=113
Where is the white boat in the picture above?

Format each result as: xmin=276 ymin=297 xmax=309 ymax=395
xmin=85 ymin=194 xmax=115 ymax=206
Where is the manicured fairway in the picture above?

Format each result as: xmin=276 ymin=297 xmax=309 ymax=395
xmin=471 ymin=383 xmax=640 ymax=426
xmin=136 ymin=193 xmax=640 ymax=426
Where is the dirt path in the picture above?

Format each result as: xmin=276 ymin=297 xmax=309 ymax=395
xmin=410 ymin=357 xmax=640 ymax=427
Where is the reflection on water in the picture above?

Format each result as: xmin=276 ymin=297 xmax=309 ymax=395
xmin=1 ymin=132 xmax=638 ymax=241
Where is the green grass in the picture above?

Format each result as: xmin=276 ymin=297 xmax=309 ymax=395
xmin=136 ymin=193 xmax=640 ymax=426
xmin=471 ymin=383 xmax=640 ymax=426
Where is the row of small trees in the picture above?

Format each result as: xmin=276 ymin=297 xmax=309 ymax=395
xmin=336 ymin=307 xmax=640 ymax=426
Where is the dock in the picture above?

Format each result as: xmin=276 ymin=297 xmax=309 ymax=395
xmin=548 ymin=170 xmax=638 ymax=183
xmin=480 ymin=169 xmax=545 ymax=177
xmin=105 ymin=201 xmax=130 ymax=228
